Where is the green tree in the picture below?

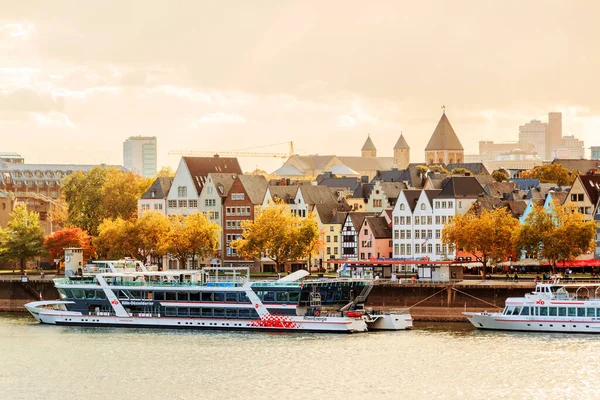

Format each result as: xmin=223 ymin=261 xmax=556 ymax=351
xmin=514 ymin=203 xmax=596 ymax=272
xmin=232 ymin=205 xmax=319 ymax=273
xmin=520 ymin=164 xmax=576 ymax=186
xmin=443 ymin=205 xmax=520 ymax=279
xmin=492 ymin=169 xmax=509 ymax=182
xmin=0 ymin=205 xmax=45 ymax=274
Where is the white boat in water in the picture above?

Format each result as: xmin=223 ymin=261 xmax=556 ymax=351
xmin=464 ymin=282 xmax=600 ymax=333
xmin=25 ymin=261 xmax=412 ymax=334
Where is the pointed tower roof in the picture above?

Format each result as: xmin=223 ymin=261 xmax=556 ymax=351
xmin=425 ymin=113 xmax=464 ymax=151
xmin=394 ymin=134 xmax=410 ymax=149
xmin=362 ymin=135 xmax=376 ymax=151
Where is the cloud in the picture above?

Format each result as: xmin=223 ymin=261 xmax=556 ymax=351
xmin=191 ymin=113 xmax=247 ymax=127
xmin=0 ymin=23 xmax=34 ymax=39
xmin=32 ymin=112 xmax=75 ymax=128
xmin=0 ymin=87 xmax=62 ymax=112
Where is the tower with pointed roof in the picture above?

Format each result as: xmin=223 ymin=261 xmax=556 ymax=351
xmin=361 ymin=134 xmax=377 ymax=157
xmin=425 ymin=111 xmax=464 ymax=165
xmin=393 ymin=133 xmax=410 ymax=169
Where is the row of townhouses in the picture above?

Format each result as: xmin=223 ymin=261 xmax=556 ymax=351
xmin=138 ymin=155 xmax=600 ymax=272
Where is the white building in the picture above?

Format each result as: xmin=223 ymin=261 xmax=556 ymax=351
xmin=138 ymin=177 xmax=173 ymax=216
xmin=123 ymin=136 xmax=157 ymax=178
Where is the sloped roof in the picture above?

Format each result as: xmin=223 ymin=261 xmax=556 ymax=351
xmin=402 ymin=189 xmax=422 ymax=212
xmin=397 ymin=164 xmax=426 ymax=188
xmin=511 ymin=178 xmax=540 ymax=190
xmin=393 ymin=134 xmax=410 ymax=149
xmin=484 ymin=182 xmax=518 ymax=199
xmin=549 ymin=191 xmax=569 ymax=205
xmin=380 ymin=182 xmax=407 ymax=199
xmin=298 ymin=185 xmax=338 ymax=206
xmin=283 ymin=155 xmax=338 ymax=172
xmin=352 ymin=183 xmax=374 ymax=200
xmin=370 ymin=169 xmax=405 ymax=183
xmin=437 ymin=176 xmax=485 ymax=199
xmin=362 ymin=135 xmax=376 ymax=151
xmin=183 ymin=156 xmax=242 ymax=195
xmin=366 ymin=216 xmax=392 ymax=239
xmin=338 ymin=156 xmax=395 ymax=172
xmin=424 ymin=189 xmax=442 ymax=206
xmin=267 ymin=185 xmax=298 ymax=204
xmin=314 ymin=203 xmax=339 ymax=224
xmin=552 ymin=159 xmax=600 ymax=174
xmin=209 ymin=173 xmax=238 ymax=197
xmin=446 ymin=163 xmax=489 ymax=175
xmin=328 ymin=163 xmax=360 ymax=176
xmin=507 ymin=199 xmax=528 ymax=218
xmin=425 ymin=113 xmax=464 ymax=151
xmin=318 ymin=177 xmax=361 ymax=192
xmin=272 ymin=164 xmax=304 ymax=176
xmin=476 ymin=194 xmax=506 ymax=211
xmin=528 ymin=183 xmax=568 ymax=201
xmin=238 ymin=175 xmax=268 ymax=205
xmin=579 ymin=174 xmax=600 ymax=206
xmin=347 ymin=212 xmax=379 ymax=230
xmin=141 ymin=177 xmax=173 ymax=199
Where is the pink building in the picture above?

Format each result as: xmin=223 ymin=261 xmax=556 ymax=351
xmin=358 ymin=216 xmax=392 ymax=260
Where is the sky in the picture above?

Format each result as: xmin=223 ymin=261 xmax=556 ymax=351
xmin=1 ymin=0 xmax=600 ymax=173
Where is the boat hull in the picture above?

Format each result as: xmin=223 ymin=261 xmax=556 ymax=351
xmin=464 ymin=312 xmax=600 ymax=333
xmin=365 ymin=313 xmax=413 ymax=330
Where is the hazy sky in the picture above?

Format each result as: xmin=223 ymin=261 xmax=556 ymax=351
xmin=2 ymin=1 xmax=599 ymax=173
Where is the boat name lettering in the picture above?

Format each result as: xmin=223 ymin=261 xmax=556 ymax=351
xmin=121 ymin=300 xmax=154 ymax=306
xmin=303 ymin=316 xmax=327 ymax=322
xmin=535 ymin=300 xmax=545 ymax=305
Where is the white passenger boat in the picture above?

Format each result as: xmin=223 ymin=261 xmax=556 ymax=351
xmin=25 ymin=262 xmax=411 ymax=333
xmin=464 ymin=282 xmax=600 ymax=333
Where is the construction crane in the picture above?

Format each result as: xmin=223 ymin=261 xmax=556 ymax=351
xmin=169 ymin=141 xmax=295 ymax=159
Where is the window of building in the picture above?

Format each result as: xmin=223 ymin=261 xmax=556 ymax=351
xmin=364 ymin=229 xmax=368 ymax=235
xmin=415 ymin=216 xmax=420 ymax=225
xmin=406 ymin=244 xmax=411 ymax=255
xmin=334 ymin=236 xmax=338 ymax=242
xmin=415 ymin=230 xmax=421 ymax=239
xmin=448 ymin=201 xmax=453 ymax=208
xmin=168 ymin=200 xmax=177 ymax=208
xmin=334 ymin=247 xmax=338 ymax=255
xmin=189 ymin=200 xmax=198 ymax=208
xmin=178 ymin=186 xmax=187 ymax=197
xmin=407 ymin=230 xmax=411 ymax=239
xmin=231 ymin=193 xmax=245 ymax=200
xmin=427 ymin=216 xmax=432 ymax=225
xmin=326 ymin=235 xmax=331 ymax=242
xmin=435 ymin=230 xmax=441 ymax=239
xmin=154 ymin=204 xmax=163 ymax=210
xmin=178 ymin=200 xmax=187 ymax=208
xmin=327 ymin=247 xmax=331 ymax=255
xmin=427 ymin=244 xmax=432 ymax=253
xmin=394 ymin=230 xmax=400 ymax=239
xmin=141 ymin=204 xmax=150 ymax=210
xmin=406 ymin=216 xmax=411 ymax=225
xmin=420 ymin=203 xmax=425 ymax=210
xmin=330 ymin=226 xmax=334 ymax=231
xmin=207 ymin=187 xmax=213 ymax=195
xmin=399 ymin=216 xmax=405 ymax=225
xmin=394 ymin=216 xmax=399 ymax=225
xmin=400 ymin=204 xmax=405 ymax=210
xmin=400 ymin=244 xmax=405 ymax=255
xmin=436 ymin=244 xmax=441 ymax=254
xmin=394 ymin=244 xmax=399 ymax=256
xmin=435 ymin=216 xmax=441 ymax=225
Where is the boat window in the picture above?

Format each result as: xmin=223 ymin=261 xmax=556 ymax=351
xmin=587 ymin=308 xmax=595 ymax=317
xmin=129 ymin=291 xmax=141 ymax=299
xmin=558 ymin=307 xmax=566 ymax=317
xmin=118 ymin=290 xmax=130 ymax=299
xmin=568 ymin=308 xmax=576 ymax=317
xmin=549 ymin=307 xmax=557 ymax=316
xmin=214 ymin=308 xmax=225 ymax=317
xmin=177 ymin=292 xmax=189 ymax=302
xmin=154 ymin=292 xmax=165 ymax=301
xmin=214 ymin=292 xmax=225 ymax=302
xmin=520 ymin=307 xmax=529 ymax=316
xmin=165 ymin=308 xmax=176 ymax=317
xmin=539 ymin=307 xmax=548 ymax=316
xmin=597 ymin=309 xmax=600 ymax=317
xmin=166 ymin=292 xmax=176 ymax=301
xmin=190 ymin=308 xmax=201 ymax=317
xmin=263 ymin=291 xmax=276 ymax=303
xmin=577 ymin=308 xmax=585 ymax=317
xmin=239 ymin=293 xmax=250 ymax=303
xmin=72 ymin=289 xmax=85 ymax=299
xmin=505 ymin=306 xmax=515 ymax=315
xmin=189 ymin=292 xmax=200 ymax=302
xmin=177 ymin=308 xmax=188 ymax=317
xmin=238 ymin=309 xmax=250 ymax=318
xmin=202 ymin=292 xmax=213 ymax=302
xmin=512 ymin=306 xmax=521 ymax=315
xmin=62 ymin=289 xmax=73 ymax=298
xmin=95 ymin=290 xmax=107 ymax=299
xmin=226 ymin=309 xmax=237 ymax=318
xmin=226 ymin=293 xmax=238 ymax=303
xmin=502 ymin=306 xmax=509 ymax=315
xmin=275 ymin=291 xmax=288 ymax=303
xmin=85 ymin=290 xmax=95 ymax=299
xmin=57 ymin=289 xmax=66 ymax=299
xmin=289 ymin=292 xmax=300 ymax=303
xmin=201 ymin=308 xmax=213 ymax=317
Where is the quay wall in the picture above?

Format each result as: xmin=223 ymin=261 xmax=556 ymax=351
xmin=0 ymin=280 xmax=58 ymax=312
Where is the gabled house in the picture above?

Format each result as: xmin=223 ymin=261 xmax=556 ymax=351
xmin=262 ymin=185 xmax=298 ymax=206
xmin=391 ymin=189 xmax=420 ymax=268
xmin=167 ymin=156 xmax=242 ymax=216
xmin=138 ymin=176 xmax=173 ymax=216
xmin=365 ymin=180 xmax=406 ymax=212
xmin=358 ymin=216 xmax=392 ymax=260
xmin=565 ymin=174 xmax=600 ymax=260
xmin=223 ymin=175 xmax=267 ymax=271
xmin=436 ymin=176 xmax=485 ymax=215
xmin=341 ymin=212 xmax=377 ymax=260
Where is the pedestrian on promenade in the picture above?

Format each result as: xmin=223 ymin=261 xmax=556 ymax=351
xmin=513 ymin=272 xmax=518 ymax=281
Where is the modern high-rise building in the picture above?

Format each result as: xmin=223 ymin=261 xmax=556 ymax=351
xmin=123 ymin=136 xmax=157 ymax=178
xmin=518 ymin=119 xmax=547 ymax=157
xmin=592 ymin=146 xmax=600 ymax=160
xmin=546 ymin=112 xmax=563 ymax=160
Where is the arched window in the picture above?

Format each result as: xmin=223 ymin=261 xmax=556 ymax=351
xmin=400 ymin=204 xmax=405 ymax=211
xmin=420 ymin=203 xmax=426 ymax=210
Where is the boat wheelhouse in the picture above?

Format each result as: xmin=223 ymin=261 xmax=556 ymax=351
xmin=464 ymin=282 xmax=600 ymax=333
xmin=25 ymin=265 xmax=412 ymax=333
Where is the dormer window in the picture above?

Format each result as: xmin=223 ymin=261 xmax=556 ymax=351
xmin=177 ymin=186 xmax=187 ymax=197
xmin=151 ymin=190 xmax=156 ymax=198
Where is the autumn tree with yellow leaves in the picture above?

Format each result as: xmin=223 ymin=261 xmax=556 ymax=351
xmin=519 ymin=164 xmax=577 ymax=186
xmin=231 ymin=204 xmax=320 ymax=273
xmin=443 ymin=204 xmax=520 ymax=279
xmin=163 ymin=213 xmax=220 ymax=269
xmin=514 ymin=203 xmax=596 ymax=272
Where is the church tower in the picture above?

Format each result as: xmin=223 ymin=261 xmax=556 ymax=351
xmin=424 ymin=110 xmax=464 ymax=165
xmin=393 ymin=133 xmax=410 ymax=169
xmin=361 ymin=134 xmax=377 ymax=157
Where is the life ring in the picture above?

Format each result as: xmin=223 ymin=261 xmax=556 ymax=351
xmin=315 ymin=311 xmax=320 ymax=316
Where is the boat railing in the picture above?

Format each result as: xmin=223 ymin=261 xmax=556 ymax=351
xmin=251 ymin=281 xmax=303 ymax=287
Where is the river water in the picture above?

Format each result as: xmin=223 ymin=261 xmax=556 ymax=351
xmin=1 ymin=314 xmax=597 ymax=400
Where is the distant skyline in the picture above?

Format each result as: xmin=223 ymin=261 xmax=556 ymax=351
xmin=1 ymin=1 xmax=599 ymax=173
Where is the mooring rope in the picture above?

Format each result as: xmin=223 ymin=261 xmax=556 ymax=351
xmin=451 ymin=287 xmax=502 ymax=309
xmin=405 ymin=286 xmax=450 ymax=309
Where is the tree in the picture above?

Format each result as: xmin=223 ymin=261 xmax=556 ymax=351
xmin=232 ymin=205 xmax=320 ymax=273
xmin=492 ymin=169 xmax=509 ymax=182
xmin=443 ymin=205 xmax=520 ymax=279
xmin=156 ymin=166 xmax=175 ymax=178
xmin=0 ymin=205 xmax=45 ymax=273
xmin=44 ymin=227 xmax=95 ymax=261
xmin=298 ymin=216 xmax=323 ymax=271
xmin=163 ymin=213 xmax=220 ymax=269
xmin=519 ymin=164 xmax=576 ymax=186
xmin=63 ymin=166 xmax=153 ymax=236
xmin=129 ymin=212 xmax=170 ymax=262
xmin=514 ymin=203 xmax=596 ymax=272
xmin=95 ymin=217 xmax=130 ymax=259
xmin=451 ymin=167 xmax=472 ymax=175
